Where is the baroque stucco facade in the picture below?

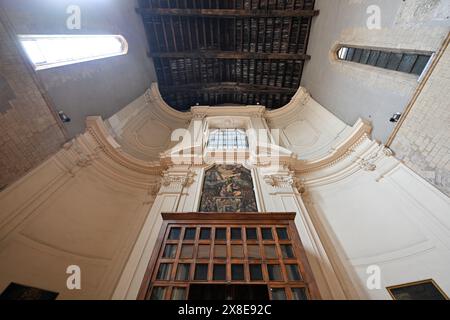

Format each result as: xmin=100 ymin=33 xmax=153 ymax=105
xmin=0 ymin=84 xmax=449 ymax=300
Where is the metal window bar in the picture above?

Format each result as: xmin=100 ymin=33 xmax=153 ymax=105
xmin=207 ymin=129 xmax=248 ymax=150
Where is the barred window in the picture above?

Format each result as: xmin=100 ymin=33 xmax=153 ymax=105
xmin=207 ymin=129 xmax=248 ymax=150
xmin=337 ymin=46 xmax=432 ymax=76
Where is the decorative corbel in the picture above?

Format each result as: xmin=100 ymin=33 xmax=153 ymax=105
xmin=382 ymin=147 xmax=394 ymax=157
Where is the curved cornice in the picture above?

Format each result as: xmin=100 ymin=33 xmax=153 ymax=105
xmin=292 ymin=118 xmax=373 ymax=174
xmin=191 ymin=105 xmax=266 ymax=118
xmin=87 ymin=83 xmax=373 ymax=178
xmin=146 ymin=83 xmax=192 ymax=122
xmin=265 ymin=86 xmax=310 ymax=119
xmin=262 ymin=86 xmax=376 ymax=175
xmin=86 ymin=116 xmax=165 ymax=175
xmin=157 ymin=117 xmax=372 ymax=174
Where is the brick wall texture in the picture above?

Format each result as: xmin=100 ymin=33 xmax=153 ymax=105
xmin=391 ymin=42 xmax=450 ymax=197
xmin=0 ymin=18 xmax=66 ymax=190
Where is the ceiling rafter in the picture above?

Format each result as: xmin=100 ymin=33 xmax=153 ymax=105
xmin=159 ymin=82 xmax=298 ymax=94
xmin=139 ymin=0 xmax=317 ymax=111
xmin=136 ymin=8 xmax=319 ymax=18
xmin=148 ymin=50 xmax=310 ymax=60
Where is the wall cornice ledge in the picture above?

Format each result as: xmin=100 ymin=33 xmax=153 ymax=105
xmin=86 ymin=116 xmax=165 ymax=175
xmin=293 ymin=118 xmax=373 ymax=174
xmin=191 ymin=105 xmax=266 ymax=117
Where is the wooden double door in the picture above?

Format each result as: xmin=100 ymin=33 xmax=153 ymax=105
xmin=138 ymin=212 xmax=321 ymax=300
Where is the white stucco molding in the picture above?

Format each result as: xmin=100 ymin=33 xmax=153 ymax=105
xmin=145 ymin=83 xmax=192 ymax=122
xmin=91 ymin=84 xmax=375 ymax=183
xmin=292 ymin=118 xmax=373 ymax=174
xmin=161 ymin=169 xmax=196 ymax=188
xmin=86 ymin=116 xmax=165 ymax=175
xmin=192 ymin=105 xmax=266 ymax=118
xmin=264 ymin=86 xmax=310 ymax=120
xmin=263 ymin=173 xmax=295 ymax=188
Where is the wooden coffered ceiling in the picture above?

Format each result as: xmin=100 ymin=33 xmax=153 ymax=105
xmin=137 ymin=0 xmax=317 ymax=111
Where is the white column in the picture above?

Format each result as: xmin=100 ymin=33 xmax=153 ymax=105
xmin=254 ymin=165 xmax=352 ymax=299
xmin=112 ymin=165 xmax=201 ymax=299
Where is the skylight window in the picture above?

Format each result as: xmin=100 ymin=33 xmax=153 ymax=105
xmin=18 ymin=35 xmax=128 ymax=70
xmin=336 ymin=46 xmax=432 ymax=76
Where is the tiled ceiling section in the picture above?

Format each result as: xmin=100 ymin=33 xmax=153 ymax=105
xmin=138 ymin=0 xmax=317 ymax=111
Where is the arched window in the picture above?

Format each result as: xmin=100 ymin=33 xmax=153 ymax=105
xmin=199 ymin=165 xmax=258 ymax=213
xmin=18 ymin=35 xmax=128 ymax=70
xmin=336 ymin=46 xmax=432 ymax=76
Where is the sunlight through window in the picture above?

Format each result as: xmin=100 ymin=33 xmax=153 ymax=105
xmin=207 ymin=129 xmax=248 ymax=150
xmin=18 ymin=35 xmax=128 ymax=70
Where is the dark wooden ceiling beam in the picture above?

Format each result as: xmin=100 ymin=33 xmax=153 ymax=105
xmin=138 ymin=1 xmax=316 ymax=110
xmin=159 ymin=82 xmax=297 ymax=94
xmin=148 ymin=50 xmax=310 ymax=60
xmin=137 ymin=8 xmax=319 ymax=18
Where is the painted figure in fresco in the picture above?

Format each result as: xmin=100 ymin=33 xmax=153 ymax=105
xmin=199 ymin=165 xmax=258 ymax=213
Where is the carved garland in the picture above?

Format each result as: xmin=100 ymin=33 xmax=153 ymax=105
xmin=262 ymin=172 xmax=307 ymax=194
xmin=358 ymin=146 xmax=394 ymax=172
xmin=263 ymin=174 xmax=294 ymax=188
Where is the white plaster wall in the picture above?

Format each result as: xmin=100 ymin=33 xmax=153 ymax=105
xmin=266 ymin=85 xmax=450 ymax=299
xmin=302 ymin=139 xmax=450 ymax=299
xmin=266 ymin=88 xmax=354 ymax=161
xmin=253 ymin=166 xmax=352 ymax=299
xmin=113 ymin=165 xmax=204 ymax=299
xmin=279 ymin=98 xmax=349 ymax=160
xmin=302 ymin=0 xmax=449 ymax=143
xmin=106 ymin=85 xmax=190 ymax=162
xmin=0 ymin=132 xmax=159 ymax=299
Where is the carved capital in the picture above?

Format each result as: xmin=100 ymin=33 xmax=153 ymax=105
xmin=293 ymin=177 xmax=306 ymax=194
xmin=252 ymin=108 xmax=265 ymax=118
xmin=263 ymin=173 xmax=294 ymax=188
xmin=161 ymin=170 xmax=196 ymax=188
xmin=192 ymin=112 xmax=207 ymax=120
xmin=148 ymin=181 xmax=162 ymax=196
